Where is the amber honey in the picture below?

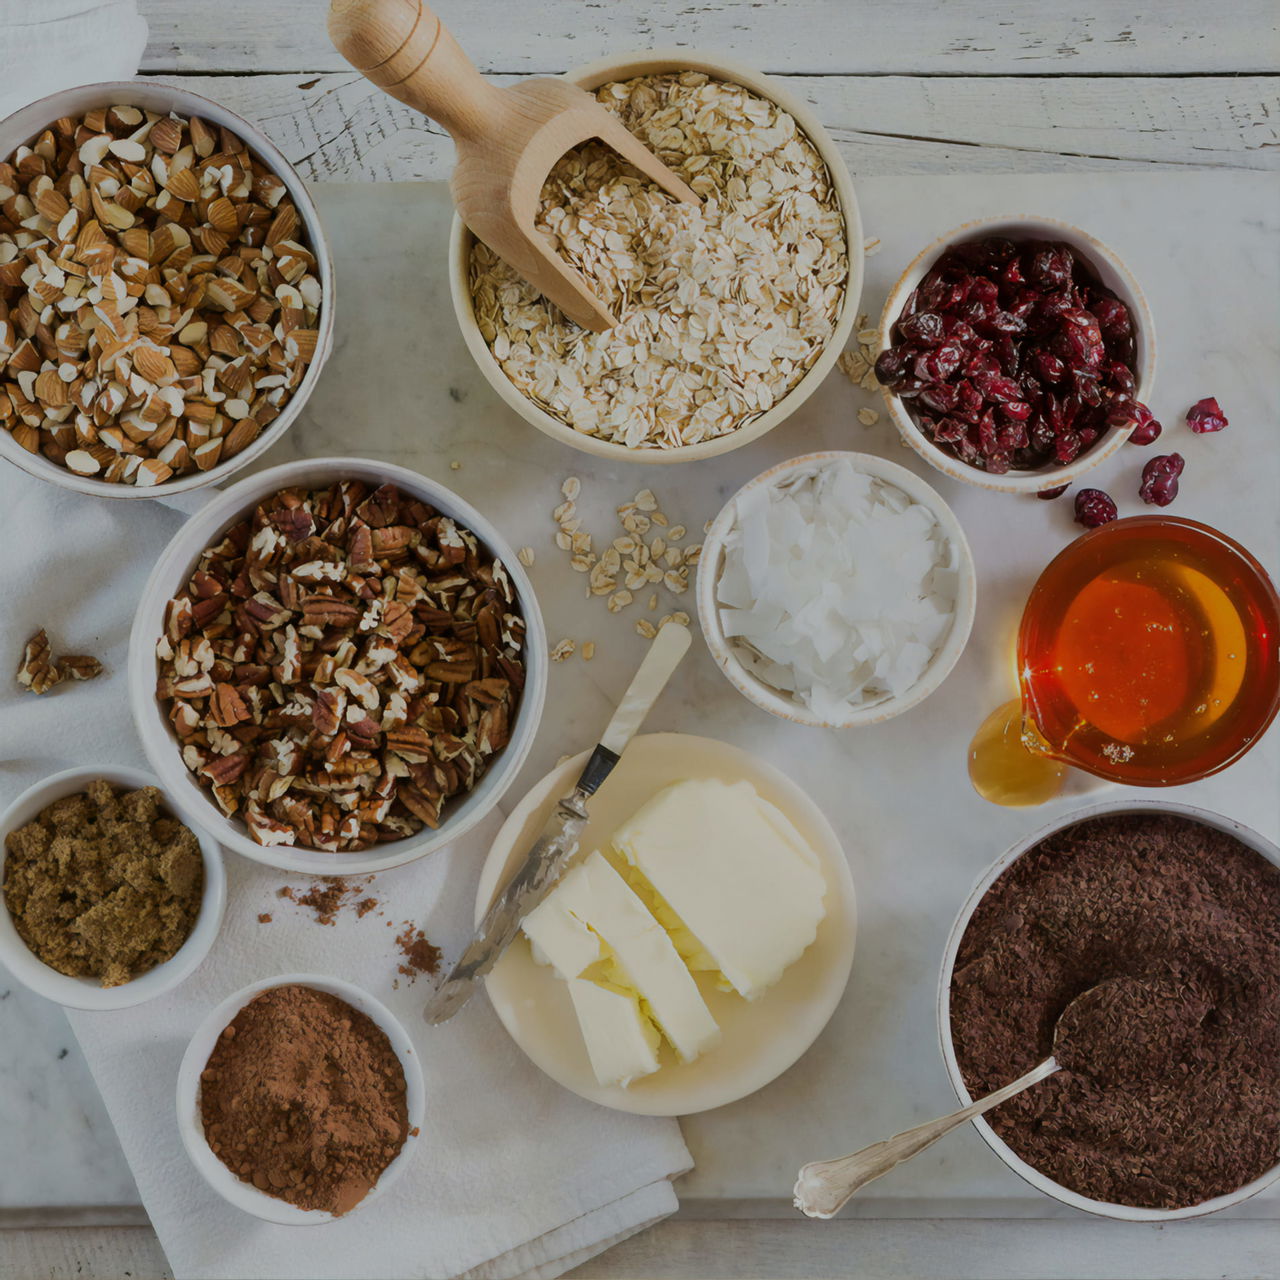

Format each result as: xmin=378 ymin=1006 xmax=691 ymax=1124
xmin=971 ymin=517 xmax=1280 ymax=804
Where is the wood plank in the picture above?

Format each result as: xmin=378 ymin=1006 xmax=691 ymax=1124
xmin=149 ymin=72 xmax=1279 ymax=183
xmin=7 ymin=1217 xmax=1280 ymax=1280
xmin=137 ymin=0 xmax=1280 ymax=75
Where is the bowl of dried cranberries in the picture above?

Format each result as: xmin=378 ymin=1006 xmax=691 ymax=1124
xmin=874 ymin=216 xmax=1156 ymax=495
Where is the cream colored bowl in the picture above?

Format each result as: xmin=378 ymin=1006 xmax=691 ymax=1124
xmin=938 ymin=799 xmax=1280 ymax=1221
xmin=878 ymin=214 xmax=1156 ymax=496
xmin=695 ymin=451 xmax=976 ymax=728
xmin=477 ymin=732 xmax=857 ymax=1116
xmin=176 ymin=973 xmax=425 ymax=1224
xmin=0 ymin=81 xmax=334 ymax=500
xmin=0 ymin=765 xmax=225 ymax=1010
xmin=448 ymin=50 xmax=863 ymax=464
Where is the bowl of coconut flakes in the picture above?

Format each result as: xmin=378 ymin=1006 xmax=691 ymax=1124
xmin=451 ymin=52 xmax=862 ymax=463
xmin=696 ymin=452 xmax=977 ymax=728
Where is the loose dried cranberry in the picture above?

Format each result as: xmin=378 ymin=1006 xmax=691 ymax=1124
xmin=1037 ymin=484 xmax=1069 ymax=500
xmin=1139 ymin=453 xmax=1185 ymax=506
xmin=1075 ymin=488 xmax=1118 ymax=527
xmin=1186 ymin=397 xmax=1228 ymax=433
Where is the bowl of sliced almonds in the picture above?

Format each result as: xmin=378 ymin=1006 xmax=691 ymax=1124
xmin=0 ymin=81 xmax=333 ymax=498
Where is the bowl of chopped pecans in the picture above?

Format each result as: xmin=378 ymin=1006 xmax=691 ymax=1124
xmin=0 ymin=81 xmax=333 ymax=497
xmin=450 ymin=52 xmax=862 ymax=463
xmin=128 ymin=458 xmax=546 ymax=875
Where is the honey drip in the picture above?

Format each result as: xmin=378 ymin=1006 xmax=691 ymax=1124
xmin=970 ymin=518 xmax=1280 ymax=805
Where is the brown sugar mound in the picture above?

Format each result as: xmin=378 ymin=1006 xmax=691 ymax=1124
xmin=199 ymin=984 xmax=409 ymax=1215
xmin=951 ymin=813 xmax=1280 ymax=1210
xmin=3 ymin=780 xmax=203 ymax=987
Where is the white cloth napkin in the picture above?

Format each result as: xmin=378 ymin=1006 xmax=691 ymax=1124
xmin=0 ymin=469 xmax=691 ymax=1280
xmin=0 ymin=0 xmax=149 ymax=120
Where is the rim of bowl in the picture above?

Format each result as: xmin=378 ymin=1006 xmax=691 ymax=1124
xmin=0 ymin=765 xmax=226 ymax=1010
xmin=127 ymin=457 xmax=548 ymax=875
xmin=937 ymin=798 xmax=1280 ymax=1221
xmin=447 ymin=48 xmax=864 ymax=464
xmin=0 ymin=80 xmax=335 ymax=499
xmin=877 ymin=213 xmax=1157 ymax=496
xmin=695 ymin=450 xmax=977 ymax=728
xmin=176 ymin=973 xmax=425 ymax=1224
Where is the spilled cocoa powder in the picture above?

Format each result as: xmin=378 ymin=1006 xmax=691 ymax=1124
xmin=395 ymin=923 xmax=442 ymax=983
xmin=199 ymin=984 xmax=408 ymax=1215
xmin=278 ymin=876 xmax=379 ymax=926
xmin=951 ymin=813 xmax=1280 ymax=1210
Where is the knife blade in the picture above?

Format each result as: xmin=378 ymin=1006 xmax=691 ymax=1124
xmin=423 ymin=621 xmax=692 ymax=1024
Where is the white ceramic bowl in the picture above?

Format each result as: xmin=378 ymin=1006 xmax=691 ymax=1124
xmin=938 ymin=799 xmax=1280 ymax=1221
xmin=0 ymin=765 xmax=225 ymax=1010
xmin=128 ymin=457 xmax=547 ymax=875
xmin=478 ymin=733 xmax=857 ymax=1116
xmin=0 ymin=80 xmax=334 ymax=500
xmin=176 ymin=973 xmax=425 ymax=1224
xmin=878 ymin=214 xmax=1156 ymax=496
xmin=448 ymin=49 xmax=863 ymax=464
xmin=695 ymin=451 xmax=976 ymax=728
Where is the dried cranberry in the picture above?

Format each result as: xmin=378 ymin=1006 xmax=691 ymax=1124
xmin=1037 ymin=484 xmax=1069 ymax=500
xmin=1029 ymin=246 xmax=1073 ymax=290
xmin=920 ymin=383 xmax=959 ymax=415
xmin=1034 ymin=351 xmax=1066 ymax=384
xmin=899 ymin=311 xmax=945 ymax=346
xmin=873 ymin=348 xmax=909 ymax=387
xmin=1139 ymin=453 xmax=1185 ymax=506
xmin=1127 ymin=415 xmax=1162 ymax=446
xmin=1186 ymin=397 xmax=1228 ymax=433
xmin=1075 ymin=488 xmax=1118 ymax=528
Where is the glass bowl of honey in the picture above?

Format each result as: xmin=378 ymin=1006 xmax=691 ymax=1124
xmin=971 ymin=516 xmax=1280 ymax=805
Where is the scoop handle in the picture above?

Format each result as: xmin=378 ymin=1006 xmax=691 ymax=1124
xmin=794 ymin=1056 xmax=1059 ymax=1219
xmin=327 ymin=0 xmax=503 ymax=141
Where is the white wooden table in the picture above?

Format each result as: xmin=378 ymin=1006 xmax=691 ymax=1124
xmin=2 ymin=3 xmax=1278 ymax=1277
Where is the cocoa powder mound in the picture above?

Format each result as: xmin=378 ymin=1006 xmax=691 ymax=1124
xmin=199 ymin=984 xmax=408 ymax=1215
xmin=395 ymin=923 xmax=441 ymax=983
xmin=951 ymin=813 xmax=1280 ymax=1210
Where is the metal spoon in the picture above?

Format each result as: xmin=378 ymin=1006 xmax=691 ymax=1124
xmin=793 ymin=982 xmax=1113 ymax=1219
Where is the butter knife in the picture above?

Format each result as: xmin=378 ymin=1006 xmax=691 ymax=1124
xmin=423 ymin=621 xmax=693 ymax=1024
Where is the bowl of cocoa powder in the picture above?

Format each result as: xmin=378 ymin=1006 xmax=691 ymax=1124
xmin=176 ymin=974 xmax=424 ymax=1223
xmin=939 ymin=801 xmax=1280 ymax=1220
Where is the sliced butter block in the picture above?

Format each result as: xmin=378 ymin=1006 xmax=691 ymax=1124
xmin=612 ymin=778 xmax=827 ymax=1001
xmin=521 ymin=850 xmax=720 ymax=1078
xmin=566 ymin=977 xmax=661 ymax=1088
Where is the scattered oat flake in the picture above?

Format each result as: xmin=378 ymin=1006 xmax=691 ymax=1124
xmin=582 ymin=641 xmax=596 ymax=661
xmin=562 ymin=476 xmax=582 ymax=500
xmin=550 ymin=639 xmax=576 ymax=662
xmin=450 ymin=461 xmax=462 ymax=470
xmin=863 ymin=236 xmax=882 ymax=256
xmin=517 ymin=546 xmax=535 ymax=567
xmin=858 ymin=407 xmax=880 ymax=427
xmin=636 ymin=619 xmax=657 ymax=639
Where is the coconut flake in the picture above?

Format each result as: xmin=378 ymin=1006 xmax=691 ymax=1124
xmin=715 ymin=458 xmax=957 ymax=716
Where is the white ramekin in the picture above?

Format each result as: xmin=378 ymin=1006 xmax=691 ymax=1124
xmin=128 ymin=457 xmax=547 ymax=876
xmin=938 ymin=799 xmax=1280 ymax=1221
xmin=449 ymin=49 xmax=864 ymax=465
xmin=0 ymin=765 xmax=225 ymax=1010
xmin=878 ymin=214 xmax=1156 ymax=496
xmin=0 ymin=80 xmax=334 ymax=500
xmin=176 ymin=973 xmax=425 ymax=1224
xmin=695 ymin=451 xmax=976 ymax=728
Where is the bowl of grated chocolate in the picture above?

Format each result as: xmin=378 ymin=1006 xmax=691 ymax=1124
xmin=176 ymin=973 xmax=424 ymax=1223
xmin=939 ymin=800 xmax=1280 ymax=1220
xmin=0 ymin=764 xmax=225 ymax=1010
xmin=450 ymin=52 xmax=862 ymax=463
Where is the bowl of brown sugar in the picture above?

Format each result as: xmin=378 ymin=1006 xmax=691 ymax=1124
xmin=0 ymin=765 xmax=225 ymax=1009
xmin=939 ymin=801 xmax=1280 ymax=1220
xmin=176 ymin=974 xmax=424 ymax=1223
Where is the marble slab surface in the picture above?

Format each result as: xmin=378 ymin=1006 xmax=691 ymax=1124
xmin=2 ymin=171 xmax=1278 ymax=1218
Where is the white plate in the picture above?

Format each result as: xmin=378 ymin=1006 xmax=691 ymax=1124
xmin=476 ymin=732 xmax=857 ymax=1116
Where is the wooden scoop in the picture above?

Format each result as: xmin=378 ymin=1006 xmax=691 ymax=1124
xmin=328 ymin=0 xmax=700 ymax=331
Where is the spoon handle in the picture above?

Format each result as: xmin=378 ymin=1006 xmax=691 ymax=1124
xmin=794 ymin=1056 xmax=1059 ymax=1219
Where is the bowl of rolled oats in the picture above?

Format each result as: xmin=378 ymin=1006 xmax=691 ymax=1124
xmin=452 ymin=52 xmax=861 ymax=462
xmin=128 ymin=458 xmax=546 ymax=875
xmin=0 ymin=82 xmax=332 ymax=497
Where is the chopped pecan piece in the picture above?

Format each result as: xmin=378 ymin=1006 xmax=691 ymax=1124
xmin=16 ymin=628 xmax=61 ymax=695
